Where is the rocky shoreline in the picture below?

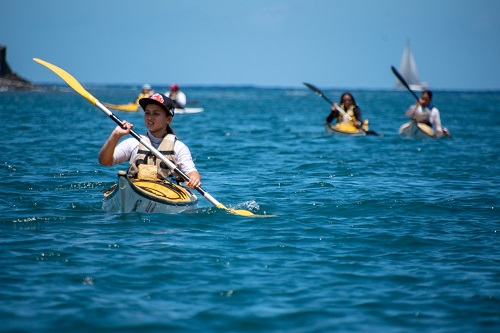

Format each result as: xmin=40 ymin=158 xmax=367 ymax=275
xmin=0 ymin=45 xmax=44 ymax=91
xmin=0 ymin=73 xmax=37 ymax=91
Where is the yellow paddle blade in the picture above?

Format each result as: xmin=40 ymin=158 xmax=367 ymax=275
xmin=232 ymin=209 xmax=276 ymax=217
xmin=33 ymin=58 xmax=98 ymax=106
xmin=216 ymin=203 xmax=253 ymax=216
xmin=229 ymin=208 xmax=256 ymax=217
xmin=216 ymin=203 xmax=276 ymax=217
xmin=102 ymin=102 xmax=139 ymax=112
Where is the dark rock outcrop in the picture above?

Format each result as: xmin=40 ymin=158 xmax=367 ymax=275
xmin=0 ymin=44 xmax=13 ymax=76
xmin=0 ymin=45 xmax=37 ymax=91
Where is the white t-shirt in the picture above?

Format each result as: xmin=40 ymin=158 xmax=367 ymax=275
xmin=165 ymin=90 xmax=187 ymax=108
xmin=406 ymin=104 xmax=444 ymax=132
xmin=112 ymin=132 xmax=197 ymax=175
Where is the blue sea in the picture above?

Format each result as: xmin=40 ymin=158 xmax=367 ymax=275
xmin=1 ymin=84 xmax=499 ymax=332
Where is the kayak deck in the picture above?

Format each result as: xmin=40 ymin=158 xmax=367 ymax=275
xmin=399 ymin=119 xmax=435 ymax=138
xmin=103 ymin=171 xmax=198 ymax=214
xmin=324 ymin=122 xmax=367 ymax=136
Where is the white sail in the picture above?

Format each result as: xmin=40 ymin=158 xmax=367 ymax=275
xmin=396 ymin=43 xmax=428 ymax=91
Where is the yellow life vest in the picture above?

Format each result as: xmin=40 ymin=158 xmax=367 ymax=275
xmin=337 ymin=104 xmax=358 ymax=123
xmin=127 ymin=134 xmax=177 ymax=180
xmin=134 ymin=93 xmax=150 ymax=105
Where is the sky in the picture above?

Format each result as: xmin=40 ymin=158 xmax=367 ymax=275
xmin=2 ymin=0 xmax=500 ymax=90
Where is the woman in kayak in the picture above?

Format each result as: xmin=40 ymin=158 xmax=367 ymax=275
xmin=165 ymin=83 xmax=187 ymax=109
xmin=98 ymin=93 xmax=201 ymax=189
xmin=133 ymin=83 xmax=154 ymax=104
xmin=325 ymin=92 xmax=363 ymax=128
xmin=405 ymin=90 xmax=450 ymax=137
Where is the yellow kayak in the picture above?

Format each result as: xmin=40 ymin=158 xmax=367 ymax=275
xmin=102 ymin=102 xmax=139 ymax=112
xmin=324 ymin=120 xmax=371 ymax=136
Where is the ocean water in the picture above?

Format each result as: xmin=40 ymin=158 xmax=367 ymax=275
xmin=0 ymin=85 xmax=499 ymax=332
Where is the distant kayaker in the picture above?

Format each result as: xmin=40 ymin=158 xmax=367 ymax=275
xmin=405 ymin=90 xmax=450 ymax=137
xmin=325 ymin=92 xmax=363 ymax=128
xmin=98 ymin=93 xmax=202 ymax=189
xmin=165 ymin=83 xmax=186 ymax=109
xmin=133 ymin=83 xmax=154 ymax=104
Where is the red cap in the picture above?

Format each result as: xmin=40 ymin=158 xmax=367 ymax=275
xmin=170 ymin=84 xmax=179 ymax=91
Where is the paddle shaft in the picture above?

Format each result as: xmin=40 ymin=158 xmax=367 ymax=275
xmin=304 ymin=82 xmax=334 ymax=105
xmin=334 ymin=105 xmax=353 ymax=121
xmin=391 ymin=66 xmax=420 ymax=101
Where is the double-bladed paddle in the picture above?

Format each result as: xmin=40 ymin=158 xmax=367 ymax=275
xmin=303 ymin=82 xmax=379 ymax=136
xmin=34 ymin=58 xmax=268 ymax=217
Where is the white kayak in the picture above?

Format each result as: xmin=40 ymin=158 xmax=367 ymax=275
xmin=399 ymin=119 xmax=435 ymax=138
xmin=174 ymin=107 xmax=204 ymax=114
xmin=103 ymin=171 xmax=198 ymax=214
